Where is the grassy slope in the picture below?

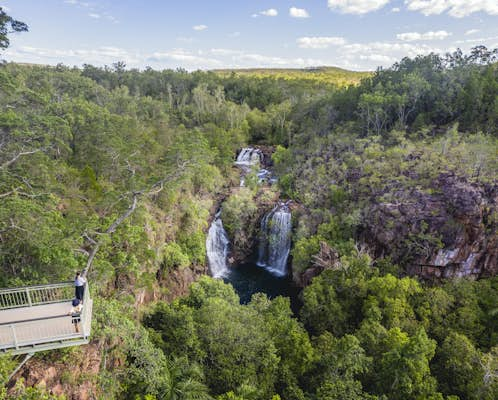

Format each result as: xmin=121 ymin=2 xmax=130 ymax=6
xmin=213 ymin=66 xmax=372 ymax=86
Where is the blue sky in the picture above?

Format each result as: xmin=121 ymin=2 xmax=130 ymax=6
xmin=2 ymin=0 xmax=498 ymax=71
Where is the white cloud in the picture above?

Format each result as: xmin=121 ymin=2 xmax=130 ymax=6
xmin=397 ymin=30 xmax=451 ymax=41
xmin=405 ymin=0 xmax=498 ymax=18
xmin=289 ymin=7 xmax=310 ymax=18
xmin=149 ymin=49 xmax=221 ymax=67
xmin=3 ymin=39 xmax=453 ymax=71
xmin=336 ymin=40 xmax=443 ymax=69
xmin=207 ymin=49 xmax=324 ymax=68
xmin=4 ymin=45 xmax=224 ymax=69
xmin=361 ymin=53 xmax=397 ymax=63
xmin=297 ymin=36 xmax=347 ymax=49
xmin=228 ymin=32 xmax=241 ymax=38
xmin=176 ymin=37 xmax=195 ymax=43
xmin=453 ymin=35 xmax=498 ymax=45
xmin=260 ymin=8 xmax=278 ymax=17
xmin=1 ymin=5 xmax=11 ymax=11
xmin=6 ymin=45 xmax=140 ymax=65
xmin=209 ymin=48 xmax=244 ymax=56
xmin=105 ymin=14 xmax=119 ymax=23
xmin=4 ymin=44 xmax=328 ymax=70
xmin=64 ymin=0 xmax=90 ymax=8
xmin=341 ymin=41 xmax=441 ymax=60
xmin=328 ymin=0 xmax=391 ymax=15
xmin=193 ymin=24 xmax=208 ymax=31
xmin=232 ymin=53 xmax=323 ymax=67
xmin=64 ymin=0 xmax=118 ymax=22
xmin=392 ymin=7 xmax=400 ymax=12
xmin=465 ymin=29 xmax=480 ymax=35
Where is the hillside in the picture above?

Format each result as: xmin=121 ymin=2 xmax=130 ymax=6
xmin=213 ymin=66 xmax=371 ymax=86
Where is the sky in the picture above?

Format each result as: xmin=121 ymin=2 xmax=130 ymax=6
xmin=1 ymin=0 xmax=498 ymax=71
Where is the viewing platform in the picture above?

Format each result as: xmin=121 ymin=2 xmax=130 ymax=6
xmin=0 ymin=282 xmax=92 ymax=355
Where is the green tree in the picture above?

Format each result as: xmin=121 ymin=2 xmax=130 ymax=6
xmin=221 ymin=188 xmax=258 ymax=249
xmin=358 ymin=88 xmax=393 ymax=135
xmin=250 ymin=294 xmax=313 ymax=399
xmin=194 ymin=296 xmax=279 ymax=396
xmin=144 ymin=301 xmax=202 ymax=361
xmin=374 ymin=328 xmax=438 ymax=399
xmin=365 ymin=274 xmax=421 ymax=334
xmin=308 ymin=332 xmax=372 ymax=399
xmin=300 ymin=271 xmax=347 ymax=336
xmin=0 ymin=354 xmax=16 ymax=386
xmin=0 ymin=379 xmax=64 ymax=400
xmin=432 ymin=331 xmax=486 ymax=400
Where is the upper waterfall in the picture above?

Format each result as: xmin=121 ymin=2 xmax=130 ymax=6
xmin=235 ymin=147 xmax=276 ymax=186
xmin=235 ymin=147 xmax=262 ymax=167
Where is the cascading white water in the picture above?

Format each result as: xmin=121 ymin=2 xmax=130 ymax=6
xmin=257 ymin=203 xmax=292 ymax=277
xmin=235 ymin=148 xmax=261 ymax=186
xmin=235 ymin=147 xmax=262 ymax=167
xmin=235 ymin=147 xmax=276 ymax=186
xmin=206 ymin=212 xmax=230 ymax=278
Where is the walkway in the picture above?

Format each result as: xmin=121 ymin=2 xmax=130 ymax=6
xmin=0 ymin=282 xmax=92 ymax=355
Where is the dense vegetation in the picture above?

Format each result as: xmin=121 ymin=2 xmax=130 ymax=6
xmin=1 ymin=9 xmax=497 ymax=399
xmin=142 ymin=268 xmax=498 ymax=400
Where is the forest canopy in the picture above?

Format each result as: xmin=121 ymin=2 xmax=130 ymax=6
xmin=0 ymin=13 xmax=497 ymax=398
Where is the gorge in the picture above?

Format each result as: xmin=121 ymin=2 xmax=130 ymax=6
xmin=206 ymin=148 xmax=297 ymax=304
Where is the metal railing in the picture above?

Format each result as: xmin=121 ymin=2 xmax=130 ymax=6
xmin=0 ymin=282 xmax=93 ymax=354
xmin=0 ymin=282 xmax=74 ymax=310
xmin=81 ymin=284 xmax=92 ymax=337
xmin=0 ymin=315 xmax=83 ymax=350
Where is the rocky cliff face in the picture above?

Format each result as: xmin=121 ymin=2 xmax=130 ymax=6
xmin=10 ymin=344 xmax=102 ymax=399
xmin=363 ymin=173 xmax=497 ymax=279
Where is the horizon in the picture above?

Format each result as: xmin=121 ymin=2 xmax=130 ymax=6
xmin=1 ymin=1 xmax=498 ymax=72
xmin=8 ymin=61 xmax=374 ymax=73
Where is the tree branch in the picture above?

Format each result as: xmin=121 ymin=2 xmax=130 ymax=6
xmin=81 ymin=162 xmax=189 ymax=278
xmin=0 ymin=187 xmax=21 ymax=198
xmin=0 ymin=149 xmax=43 ymax=170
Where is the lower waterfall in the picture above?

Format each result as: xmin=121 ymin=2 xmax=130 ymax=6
xmin=257 ymin=203 xmax=292 ymax=277
xmin=206 ymin=212 xmax=230 ymax=278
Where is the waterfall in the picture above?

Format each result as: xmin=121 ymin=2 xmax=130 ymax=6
xmin=206 ymin=212 xmax=230 ymax=278
xmin=235 ymin=147 xmax=262 ymax=187
xmin=235 ymin=147 xmax=262 ymax=167
xmin=257 ymin=203 xmax=292 ymax=277
xmin=235 ymin=147 xmax=276 ymax=186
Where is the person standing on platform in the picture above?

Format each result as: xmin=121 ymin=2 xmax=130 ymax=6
xmin=74 ymin=271 xmax=86 ymax=303
xmin=68 ymin=298 xmax=83 ymax=333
